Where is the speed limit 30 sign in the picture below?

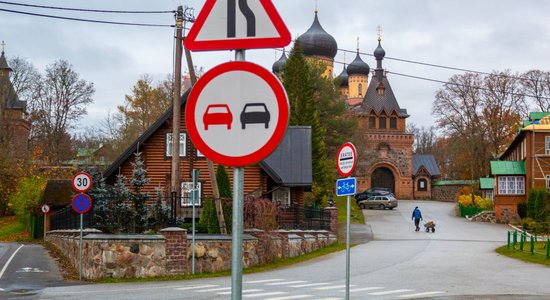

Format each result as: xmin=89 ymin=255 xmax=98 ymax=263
xmin=72 ymin=172 xmax=92 ymax=193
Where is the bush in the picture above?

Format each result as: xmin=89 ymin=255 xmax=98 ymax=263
xmin=526 ymin=188 xmax=549 ymax=222
xmin=458 ymin=193 xmax=493 ymax=217
xmin=517 ymin=203 xmax=527 ymax=219
xmin=8 ymin=175 xmax=48 ymax=226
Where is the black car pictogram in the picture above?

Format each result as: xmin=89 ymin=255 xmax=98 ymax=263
xmin=240 ymin=103 xmax=270 ymax=129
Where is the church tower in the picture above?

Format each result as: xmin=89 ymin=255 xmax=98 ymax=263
xmin=295 ymin=9 xmax=338 ymax=78
xmin=352 ymin=34 xmax=414 ymax=199
xmin=345 ymin=39 xmax=370 ymax=106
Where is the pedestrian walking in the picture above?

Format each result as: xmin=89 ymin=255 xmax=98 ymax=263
xmin=412 ymin=206 xmax=423 ymax=232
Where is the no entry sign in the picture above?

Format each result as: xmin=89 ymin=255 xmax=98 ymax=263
xmin=336 ymin=142 xmax=357 ymax=177
xmin=185 ymin=61 xmax=289 ymax=166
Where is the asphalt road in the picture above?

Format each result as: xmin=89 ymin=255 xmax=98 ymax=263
xmin=0 ymin=242 xmax=64 ymax=299
xmin=9 ymin=201 xmax=550 ymax=299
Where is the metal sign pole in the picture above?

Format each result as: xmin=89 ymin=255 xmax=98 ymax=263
xmin=231 ymin=48 xmax=246 ymax=300
xmin=192 ymin=169 xmax=197 ymax=274
xmin=43 ymin=213 xmax=46 ymax=240
xmin=346 ymin=193 xmax=351 ymax=300
xmin=79 ymin=213 xmax=83 ymax=281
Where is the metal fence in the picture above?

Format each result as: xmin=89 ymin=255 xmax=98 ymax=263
xmin=50 ymin=205 xmax=96 ymax=230
xmin=277 ymin=206 xmax=331 ymax=231
xmin=507 ymin=231 xmax=550 ymax=258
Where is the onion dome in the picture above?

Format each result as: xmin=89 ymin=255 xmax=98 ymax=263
xmin=347 ymin=52 xmax=370 ymax=76
xmin=296 ymin=12 xmax=338 ymax=59
xmin=374 ymin=38 xmax=386 ymax=61
xmin=272 ymin=50 xmax=287 ymax=74
xmin=336 ymin=66 xmax=349 ymax=87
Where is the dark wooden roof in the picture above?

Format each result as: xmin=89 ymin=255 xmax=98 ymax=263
xmin=42 ymin=180 xmax=73 ymax=208
xmin=412 ymin=155 xmax=441 ymax=177
xmin=352 ymin=72 xmax=408 ymax=117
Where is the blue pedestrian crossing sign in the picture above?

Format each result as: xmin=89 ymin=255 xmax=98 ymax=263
xmin=336 ymin=177 xmax=356 ymax=196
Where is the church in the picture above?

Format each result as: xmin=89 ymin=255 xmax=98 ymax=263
xmin=272 ymin=10 xmax=440 ymax=200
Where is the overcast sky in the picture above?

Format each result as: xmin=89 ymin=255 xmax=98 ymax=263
xmin=2 ymin=0 xmax=550 ymax=134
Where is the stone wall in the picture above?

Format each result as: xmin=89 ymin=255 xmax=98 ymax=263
xmin=467 ymin=211 xmax=497 ymax=223
xmin=46 ymin=228 xmax=337 ymax=279
xmin=432 ymin=185 xmax=463 ymax=202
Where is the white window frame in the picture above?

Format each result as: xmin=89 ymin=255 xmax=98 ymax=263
xmin=273 ymin=187 xmax=291 ymax=207
xmin=486 ymin=189 xmax=494 ymax=201
xmin=166 ymin=133 xmax=186 ymax=157
xmin=181 ymin=181 xmax=201 ymax=207
xmin=546 ymin=175 xmax=550 ymax=192
xmin=498 ymin=176 xmax=524 ymax=195
xmin=546 ymin=136 xmax=550 ymax=155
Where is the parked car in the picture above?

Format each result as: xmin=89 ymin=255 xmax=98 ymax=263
xmin=357 ymin=194 xmax=398 ymax=210
xmin=354 ymin=187 xmax=392 ymax=203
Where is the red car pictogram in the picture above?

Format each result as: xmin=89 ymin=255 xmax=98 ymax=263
xmin=203 ymin=104 xmax=233 ymax=130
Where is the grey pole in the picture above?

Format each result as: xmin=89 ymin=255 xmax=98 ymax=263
xmin=231 ymin=48 xmax=245 ymax=300
xmin=79 ymin=213 xmax=83 ymax=281
xmin=346 ymin=194 xmax=351 ymax=300
xmin=192 ymin=170 xmax=196 ymax=274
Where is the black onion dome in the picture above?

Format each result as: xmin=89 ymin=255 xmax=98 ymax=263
xmin=374 ymin=39 xmax=386 ymax=60
xmin=272 ymin=51 xmax=287 ymax=73
xmin=296 ymin=13 xmax=338 ymax=59
xmin=336 ymin=66 xmax=349 ymax=87
xmin=347 ymin=52 xmax=370 ymax=76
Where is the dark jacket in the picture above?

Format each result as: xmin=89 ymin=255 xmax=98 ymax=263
xmin=412 ymin=208 xmax=423 ymax=220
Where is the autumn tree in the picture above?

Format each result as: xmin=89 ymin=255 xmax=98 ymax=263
xmin=407 ymin=123 xmax=438 ymax=155
xmin=28 ymin=60 xmax=94 ymax=163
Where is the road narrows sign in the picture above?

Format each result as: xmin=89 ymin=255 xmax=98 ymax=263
xmin=72 ymin=172 xmax=92 ymax=193
xmin=336 ymin=142 xmax=357 ymax=177
xmin=186 ymin=61 xmax=289 ymax=167
xmin=185 ymin=0 xmax=291 ymax=51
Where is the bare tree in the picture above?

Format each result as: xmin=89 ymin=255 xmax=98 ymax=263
xmin=29 ymin=60 xmax=94 ymax=163
xmin=8 ymin=56 xmax=39 ymax=102
xmin=521 ymin=70 xmax=550 ymax=111
xmin=408 ymin=123 xmax=438 ymax=154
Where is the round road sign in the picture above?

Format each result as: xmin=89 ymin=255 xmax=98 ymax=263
xmin=336 ymin=142 xmax=357 ymax=177
xmin=41 ymin=204 xmax=50 ymax=214
xmin=72 ymin=193 xmax=92 ymax=214
xmin=185 ymin=61 xmax=289 ymax=166
xmin=72 ymin=172 xmax=92 ymax=193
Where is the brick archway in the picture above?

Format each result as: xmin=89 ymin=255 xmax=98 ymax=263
xmin=371 ymin=167 xmax=395 ymax=193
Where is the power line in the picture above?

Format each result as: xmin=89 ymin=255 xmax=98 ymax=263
xmin=0 ymin=7 xmax=175 ymax=27
xmin=0 ymin=1 xmax=174 ymax=14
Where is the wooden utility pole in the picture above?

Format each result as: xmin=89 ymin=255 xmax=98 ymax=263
xmin=183 ymin=10 xmax=226 ymax=234
xmin=171 ymin=6 xmax=183 ymax=196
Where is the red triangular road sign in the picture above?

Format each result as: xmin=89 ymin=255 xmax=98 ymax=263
xmin=185 ymin=0 xmax=291 ymax=51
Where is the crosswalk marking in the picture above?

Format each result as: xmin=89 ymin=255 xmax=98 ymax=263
xmin=369 ymin=289 xmax=413 ymax=296
xmin=244 ymin=279 xmax=285 ymax=284
xmin=218 ymin=289 xmax=263 ymax=295
xmin=266 ymin=295 xmax=313 ymax=300
xmin=174 ymin=284 xmax=217 ymax=291
xmin=314 ymin=284 xmax=355 ymax=290
xmin=243 ymin=291 xmax=286 ymax=298
xmin=398 ymin=291 xmax=446 ymax=298
xmin=291 ymin=282 xmax=330 ymax=288
xmin=348 ymin=287 xmax=384 ymax=292
xmin=267 ymin=280 xmax=307 ymax=286
xmin=196 ymin=287 xmax=231 ymax=292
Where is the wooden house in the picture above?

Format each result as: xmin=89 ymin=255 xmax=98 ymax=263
xmin=492 ymin=112 xmax=550 ymax=222
xmin=103 ymin=91 xmax=312 ymax=220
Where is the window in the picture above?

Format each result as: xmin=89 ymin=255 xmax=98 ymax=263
xmin=418 ymin=179 xmax=427 ymax=191
xmin=358 ymin=83 xmax=363 ymax=96
xmin=546 ymin=175 xmax=550 ymax=192
xmin=273 ymin=187 xmax=291 ymax=207
xmin=498 ymin=176 xmax=524 ymax=195
xmin=486 ymin=190 xmax=494 ymax=201
xmin=546 ymin=136 xmax=550 ymax=155
xmin=181 ymin=181 xmax=201 ymax=207
xmin=390 ymin=117 xmax=397 ymax=129
xmin=369 ymin=116 xmax=376 ymax=128
xmin=166 ymin=133 xmax=186 ymax=157
xmin=379 ymin=117 xmax=387 ymax=129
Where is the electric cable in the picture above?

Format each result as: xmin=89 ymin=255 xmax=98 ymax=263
xmin=0 ymin=0 xmax=174 ymax=14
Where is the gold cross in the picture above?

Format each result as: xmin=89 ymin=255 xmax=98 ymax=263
xmin=1 ymin=41 xmax=5 ymax=52
xmin=356 ymin=36 xmax=360 ymax=52
xmin=377 ymin=25 xmax=383 ymax=41
xmin=314 ymin=0 xmax=318 ymax=13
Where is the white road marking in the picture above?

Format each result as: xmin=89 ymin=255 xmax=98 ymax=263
xmin=266 ymin=295 xmax=313 ymax=300
xmin=244 ymin=279 xmax=285 ymax=284
xmin=369 ymin=289 xmax=413 ymax=295
xmin=243 ymin=291 xmax=286 ymax=298
xmin=348 ymin=287 xmax=384 ymax=292
xmin=174 ymin=284 xmax=218 ymax=291
xmin=316 ymin=298 xmax=343 ymax=300
xmin=291 ymin=282 xmax=330 ymax=288
xmin=0 ymin=244 xmax=24 ymax=280
xmin=314 ymin=284 xmax=355 ymax=290
xmin=16 ymin=267 xmax=48 ymax=273
xmin=218 ymin=289 xmax=264 ymax=295
xmin=398 ymin=291 xmax=446 ymax=298
xmin=195 ymin=286 xmax=231 ymax=292
xmin=267 ymin=280 xmax=307 ymax=286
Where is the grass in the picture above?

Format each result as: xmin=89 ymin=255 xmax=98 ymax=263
xmin=94 ymin=242 xmax=348 ymax=283
xmin=496 ymin=243 xmax=550 ymax=267
xmin=0 ymin=216 xmax=31 ymax=242
xmin=335 ymin=195 xmax=365 ymax=224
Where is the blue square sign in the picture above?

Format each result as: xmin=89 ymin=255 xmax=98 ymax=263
xmin=336 ymin=177 xmax=356 ymax=196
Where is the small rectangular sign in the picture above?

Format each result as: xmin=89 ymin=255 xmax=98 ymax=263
xmin=336 ymin=177 xmax=356 ymax=197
